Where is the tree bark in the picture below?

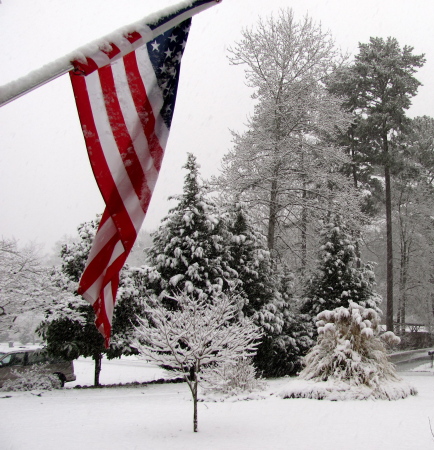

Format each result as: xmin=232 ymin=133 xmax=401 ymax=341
xmin=93 ymin=353 xmax=102 ymax=387
xmin=267 ymin=177 xmax=278 ymax=252
xmin=193 ymin=386 xmax=198 ymax=433
xmin=300 ymin=139 xmax=307 ymax=276
xmin=186 ymin=365 xmax=199 ymax=432
xmin=384 ymin=139 xmax=394 ymax=332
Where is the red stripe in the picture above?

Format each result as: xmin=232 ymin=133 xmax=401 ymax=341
xmin=77 ymin=231 xmax=119 ymax=294
xmin=93 ymin=296 xmax=111 ymax=345
xmin=123 ymin=51 xmax=165 ymax=172
xmin=104 ymin=43 xmax=121 ymax=60
xmin=127 ymin=32 xmax=142 ymax=44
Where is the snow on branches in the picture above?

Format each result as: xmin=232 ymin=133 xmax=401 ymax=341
xmin=134 ymin=290 xmax=262 ymax=377
xmin=0 ymin=238 xmax=69 ymax=335
xmin=278 ymin=302 xmax=416 ymax=401
xmin=134 ymin=290 xmax=262 ymax=431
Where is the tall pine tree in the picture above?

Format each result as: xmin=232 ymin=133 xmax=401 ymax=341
xmin=328 ymin=37 xmax=425 ymax=330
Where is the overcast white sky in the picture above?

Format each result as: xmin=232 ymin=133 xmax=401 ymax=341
xmin=1 ymin=0 xmax=433 ymax=254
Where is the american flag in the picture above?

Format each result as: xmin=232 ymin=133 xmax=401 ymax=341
xmin=69 ymin=0 xmax=219 ymax=347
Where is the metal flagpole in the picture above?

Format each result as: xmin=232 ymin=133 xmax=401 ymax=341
xmin=0 ymin=0 xmax=221 ymax=108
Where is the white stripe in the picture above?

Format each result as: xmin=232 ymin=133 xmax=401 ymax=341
xmin=85 ymin=71 xmax=146 ymax=232
xmin=111 ymin=59 xmax=160 ymax=192
xmin=103 ymin=282 xmax=115 ymax=322
xmin=107 ymin=239 xmax=125 ymax=267
xmin=115 ymin=37 xmax=134 ymax=57
xmin=92 ymin=52 xmax=111 ymax=69
xmin=84 ymin=215 xmax=118 ymax=268
xmin=135 ymin=44 xmax=170 ymax=149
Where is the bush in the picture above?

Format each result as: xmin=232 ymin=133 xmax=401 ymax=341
xmin=278 ymin=301 xmax=417 ymax=400
xmin=200 ymin=358 xmax=266 ymax=398
xmin=1 ymin=365 xmax=62 ymax=392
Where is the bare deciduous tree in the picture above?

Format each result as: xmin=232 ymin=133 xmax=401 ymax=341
xmin=0 ymin=239 xmax=56 ymax=335
xmin=134 ymin=291 xmax=262 ymax=432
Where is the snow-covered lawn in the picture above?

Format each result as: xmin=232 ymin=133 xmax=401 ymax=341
xmin=1 ymin=357 xmax=434 ymax=449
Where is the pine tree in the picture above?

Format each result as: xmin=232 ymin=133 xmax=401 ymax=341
xmin=302 ymin=215 xmax=382 ymax=322
xmin=327 ymin=37 xmax=425 ymax=330
xmin=145 ymin=153 xmax=237 ymax=300
xmin=224 ymin=203 xmax=313 ymax=376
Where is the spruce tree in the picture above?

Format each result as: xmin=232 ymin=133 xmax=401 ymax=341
xmin=145 ymin=156 xmax=312 ymax=376
xmin=225 ymin=202 xmax=275 ymax=316
xmin=224 ymin=204 xmax=313 ymax=376
xmin=302 ymin=215 xmax=381 ymax=321
xmin=145 ymin=153 xmax=237 ymax=300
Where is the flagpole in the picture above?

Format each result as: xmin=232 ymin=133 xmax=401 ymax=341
xmin=0 ymin=0 xmax=221 ymax=108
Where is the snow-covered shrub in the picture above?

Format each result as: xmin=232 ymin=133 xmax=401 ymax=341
xmin=278 ymin=301 xmax=417 ymax=400
xmin=1 ymin=365 xmax=61 ymax=392
xmin=200 ymin=358 xmax=266 ymax=398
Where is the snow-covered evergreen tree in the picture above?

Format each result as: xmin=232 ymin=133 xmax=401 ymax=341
xmin=146 ymin=154 xmax=237 ymax=300
xmin=144 ymin=155 xmax=313 ymax=377
xmin=225 ymin=203 xmax=313 ymax=376
xmin=278 ymin=301 xmax=416 ymax=400
xmin=224 ymin=202 xmax=274 ymax=316
xmin=302 ymin=215 xmax=382 ymax=322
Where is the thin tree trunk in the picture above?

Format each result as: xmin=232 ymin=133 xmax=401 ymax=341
xmin=193 ymin=385 xmax=198 ymax=433
xmin=300 ymin=139 xmax=307 ymax=276
xmin=350 ymin=128 xmax=359 ymax=189
xmin=384 ymin=137 xmax=394 ymax=332
xmin=93 ymin=353 xmax=102 ymax=386
xmin=398 ymin=220 xmax=409 ymax=335
xmin=267 ymin=177 xmax=278 ymax=252
xmin=186 ymin=364 xmax=199 ymax=432
xmin=301 ymin=199 xmax=307 ymax=276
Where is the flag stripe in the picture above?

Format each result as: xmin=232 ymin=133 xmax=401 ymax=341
xmin=111 ymin=58 xmax=160 ymax=198
xmin=135 ymin=46 xmax=169 ymax=149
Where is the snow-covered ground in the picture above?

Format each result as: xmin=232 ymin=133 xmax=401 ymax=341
xmin=1 ymin=357 xmax=434 ymax=449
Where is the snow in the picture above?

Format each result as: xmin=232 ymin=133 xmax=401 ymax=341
xmin=1 ymin=357 xmax=434 ymax=449
xmin=69 ymin=355 xmax=174 ymax=387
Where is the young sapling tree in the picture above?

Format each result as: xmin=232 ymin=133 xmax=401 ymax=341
xmin=133 ymin=290 xmax=262 ymax=432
